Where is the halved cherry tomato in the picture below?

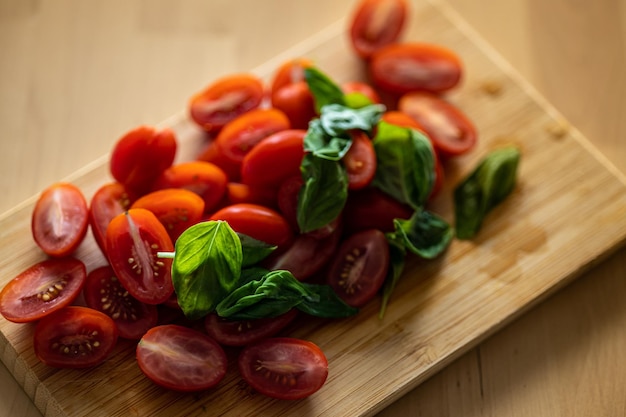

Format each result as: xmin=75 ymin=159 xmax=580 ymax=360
xmin=241 ymin=129 xmax=306 ymax=188
xmin=131 ymin=188 xmax=205 ymax=241
xmin=269 ymin=58 xmax=314 ymax=97
xmin=327 ymin=229 xmax=390 ymax=307
xmin=83 ymin=266 xmax=158 ymax=340
xmin=398 ymin=91 xmax=477 ymax=157
xmin=204 ymin=309 xmax=298 ymax=347
xmin=31 ymin=182 xmax=89 ymax=257
xmin=89 ymin=182 xmax=134 ymax=255
xmin=189 ymin=73 xmax=265 ymax=134
xmin=109 ymin=126 xmax=177 ymax=195
xmin=105 ymin=208 xmax=174 ymax=305
xmin=33 ymin=306 xmax=118 ymax=368
xmin=344 ymin=131 xmax=377 ymax=190
xmin=215 ymin=108 xmax=291 ymax=164
xmin=209 ymin=203 xmax=293 ymax=248
xmin=342 ymin=187 xmax=413 ymax=234
xmin=370 ymin=42 xmax=463 ymax=95
xmin=226 ymin=182 xmax=278 ymax=208
xmin=349 ymin=0 xmax=409 ymax=59
xmin=136 ymin=324 xmax=228 ymax=392
xmin=0 ymin=258 xmax=86 ymax=323
xmin=271 ymin=81 xmax=317 ymax=130
xmin=196 ymin=140 xmax=243 ymax=182
xmin=152 ymin=161 xmax=228 ymax=213
xmin=238 ymin=337 xmax=328 ymax=400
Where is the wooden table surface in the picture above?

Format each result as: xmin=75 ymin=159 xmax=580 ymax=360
xmin=1 ymin=0 xmax=624 ymax=416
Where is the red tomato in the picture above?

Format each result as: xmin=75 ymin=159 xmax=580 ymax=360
xmin=0 ymin=258 xmax=86 ymax=323
xmin=381 ymin=110 xmax=425 ymax=131
xmin=105 ymin=208 xmax=174 ymax=305
xmin=342 ymin=81 xmax=383 ymax=106
xmin=209 ymin=203 xmax=293 ymax=248
xmin=398 ymin=91 xmax=477 ymax=157
xmin=215 ymin=108 xmax=291 ymax=164
xmin=136 ymin=324 xmax=228 ymax=392
xmin=344 ymin=131 xmax=377 ymax=190
xmin=343 ymin=187 xmax=413 ymax=234
xmin=196 ymin=140 xmax=243 ymax=182
xmin=349 ymin=0 xmax=409 ymax=59
xmin=109 ymin=126 xmax=177 ymax=195
xmin=226 ymin=182 xmax=278 ymax=208
xmin=33 ymin=306 xmax=118 ymax=368
xmin=271 ymin=81 xmax=317 ymax=130
xmin=327 ymin=229 xmax=390 ymax=307
xmin=238 ymin=337 xmax=328 ymax=400
xmin=270 ymin=58 xmax=314 ymax=96
xmin=204 ymin=309 xmax=298 ymax=347
xmin=370 ymin=42 xmax=463 ymax=95
xmin=83 ymin=266 xmax=158 ymax=340
xmin=152 ymin=161 xmax=228 ymax=213
xmin=131 ymin=188 xmax=205 ymax=241
xmin=241 ymin=129 xmax=306 ymax=189
xmin=276 ymin=174 xmax=303 ymax=231
xmin=31 ymin=182 xmax=89 ymax=257
xmin=89 ymin=182 xmax=134 ymax=255
xmin=189 ymin=73 xmax=265 ymax=134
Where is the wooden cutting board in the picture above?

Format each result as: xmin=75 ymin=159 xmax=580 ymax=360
xmin=2 ymin=1 xmax=626 ymax=416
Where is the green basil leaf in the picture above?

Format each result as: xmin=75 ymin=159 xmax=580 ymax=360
xmin=238 ymin=233 xmax=277 ymax=267
xmin=303 ymin=119 xmax=352 ymax=161
xmin=172 ymin=221 xmax=242 ymax=320
xmin=297 ymin=153 xmax=349 ymax=233
xmin=378 ymin=235 xmax=407 ymax=319
xmin=299 ymin=283 xmax=359 ymax=318
xmin=393 ymin=209 xmax=454 ymax=259
xmin=373 ymin=121 xmax=436 ymax=209
xmin=454 ymin=146 xmax=521 ymax=239
xmin=304 ymin=67 xmax=346 ymax=112
xmin=319 ymin=103 xmax=385 ymax=137
xmin=344 ymin=91 xmax=375 ymax=109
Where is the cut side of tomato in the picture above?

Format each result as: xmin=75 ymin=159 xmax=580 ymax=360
xmin=204 ymin=309 xmax=298 ymax=347
xmin=0 ymin=258 xmax=86 ymax=323
xmin=238 ymin=337 xmax=329 ymax=400
xmin=33 ymin=306 xmax=118 ymax=368
xmin=136 ymin=324 xmax=228 ymax=392
xmin=349 ymin=0 xmax=409 ymax=59
xmin=89 ymin=182 xmax=134 ymax=255
xmin=344 ymin=131 xmax=377 ymax=190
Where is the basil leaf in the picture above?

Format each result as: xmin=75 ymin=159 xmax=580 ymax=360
xmin=454 ymin=146 xmax=521 ymax=239
xmin=344 ymin=91 xmax=375 ymax=109
xmin=304 ymin=119 xmax=352 ymax=161
xmin=171 ymin=221 xmax=242 ymax=320
xmin=298 ymin=283 xmax=359 ymax=318
xmin=304 ymin=67 xmax=346 ymax=112
xmin=238 ymin=233 xmax=276 ymax=267
xmin=297 ymin=153 xmax=349 ymax=233
xmin=393 ymin=209 xmax=454 ymax=259
xmin=319 ymin=104 xmax=385 ymax=137
xmin=373 ymin=121 xmax=436 ymax=209
xmin=378 ymin=236 xmax=407 ymax=319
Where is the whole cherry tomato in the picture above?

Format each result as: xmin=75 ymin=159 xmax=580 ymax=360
xmin=271 ymin=81 xmax=317 ymax=129
xmin=269 ymin=57 xmax=314 ymax=96
xmin=349 ymin=0 xmax=409 ymax=59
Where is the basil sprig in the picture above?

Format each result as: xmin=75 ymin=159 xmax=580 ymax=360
xmin=454 ymin=146 xmax=520 ymax=239
xmin=304 ymin=66 xmax=346 ymax=112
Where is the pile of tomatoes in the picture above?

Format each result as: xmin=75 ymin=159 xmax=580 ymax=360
xmin=0 ymin=0 xmax=477 ymax=400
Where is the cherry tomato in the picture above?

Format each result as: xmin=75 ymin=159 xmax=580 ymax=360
xmin=152 ymin=161 xmax=228 ymax=213
xmin=189 ymin=73 xmax=265 ymax=134
xmin=215 ymin=108 xmax=291 ymax=164
xmin=109 ymin=126 xmax=177 ymax=195
xmin=269 ymin=57 xmax=314 ymax=96
xmin=271 ymin=81 xmax=317 ymax=129
xmin=136 ymin=324 xmax=228 ymax=392
xmin=83 ymin=266 xmax=158 ymax=340
xmin=344 ymin=131 xmax=377 ymax=190
xmin=349 ymin=0 xmax=409 ymax=59
xmin=370 ymin=42 xmax=463 ymax=95
xmin=342 ymin=81 xmax=382 ymax=106
xmin=31 ymin=182 xmax=89 ymax=257
xmin=105 ymin=208 xmax=174 ymax=305
xmin=398 ymin=91 xmax=477 ymax=157
xmin=226 ymin=182 xmax=278 ymax=208
xmin=33 ymin=306 xmax=118 ymax=368
xmin=381 ymin=110 xmax=425 ymax=131
xmin=0 ymin=258 xmax=86 ymax=323
xmin=196 ymin=140 xmax=243 ymax=182
xmin=89 ymin=182 xmax=134 ymax=255
xmin=238 ymin=337 xmax=328 ymax=400
xmin=204 ymin=309 xmax=298 ymax=347
xmin=327 ymin=229 xmax=390 ymax=307
xmin=276 ymin=174 xmax=303 ymax=231
xmin=209 ymin=203 xmax=293 ymax=248
xmin=131 ymin=188 xmax=205 ymax=241
xmin=241 ymin=129 xmax=306 ymax=189
xmin=342 ymin=187 xmax=413 ymax=234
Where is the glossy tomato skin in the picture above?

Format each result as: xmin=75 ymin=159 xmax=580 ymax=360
xmin=204 ymin=309 xmax=298 ymax=347
xmin=152 ymin=161 xmax=228 ymax=214
xmin=270 ymin=58 xmax=313 ymax=96
xmin=0 ymin=258 xmax=86 ymax=323
xmin=226 ymin=182 xmax=278 ymax=208
xmin=344 ymin=131 xmax=377 ymax=190
xmin=89 ymin=182 xmax=134 ymax=255
xmin=31 ymin=182 xmax=89 ymax=257
xmin=105 ymin=208 xmax=174 ymax=305
xmin=271 ymin=81 xmax=317 ymax=130
xmin=327 ymin=229 xmax=390 ymax=307
xmin=276 ymin=174 xmax=304 ymax=231
xmin=342 ymin=187 xmax=413 ymax=234
xmin=109 ymin=126 xmax=177 ymax=195
xmin=398 ymin=91 xmax=477 ymax=157
xmin=381 ymin=110 xmax=425 ymax=131
xmin=189 ymin=73 xmax=265 ymax=134
xmin=84 ymin=266 xmax=158 ymax=340
xmin=370 ymin=42 xmax=463 ymax=95
xmin=241 ymin=129 xmax=306 ymax=189
xmin=342 ymin=81 xmax=382 ymax=106
xmin=349 ymin=0 xmax=409 ymax=59
xmin=33 ymin=306 xmax=118 ymax=368
xmin=196 ymin=140 xmax=243 ymax=182
xmin=238 ymin=337 xmax=329 ymax=400
xmin=210 ymin=203 xmax=293 ymax=248
xmin=136 ymin=324 xmax=228 ymax=392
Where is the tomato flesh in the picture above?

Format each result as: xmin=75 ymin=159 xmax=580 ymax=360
xmin=205 ymin=309 xmax=298 ymax=347
xmin=89 ymin=182 xmax=134 ymax=255
xmin=349 ymin=0 xmax=409 ymax=59
xmin=136 ymin=324 xmax=228 ymax=392
xmin=344 ymin=131 xmax=377 ymax=190
xmin=238 ymin=337 xmax=328 ymax=400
